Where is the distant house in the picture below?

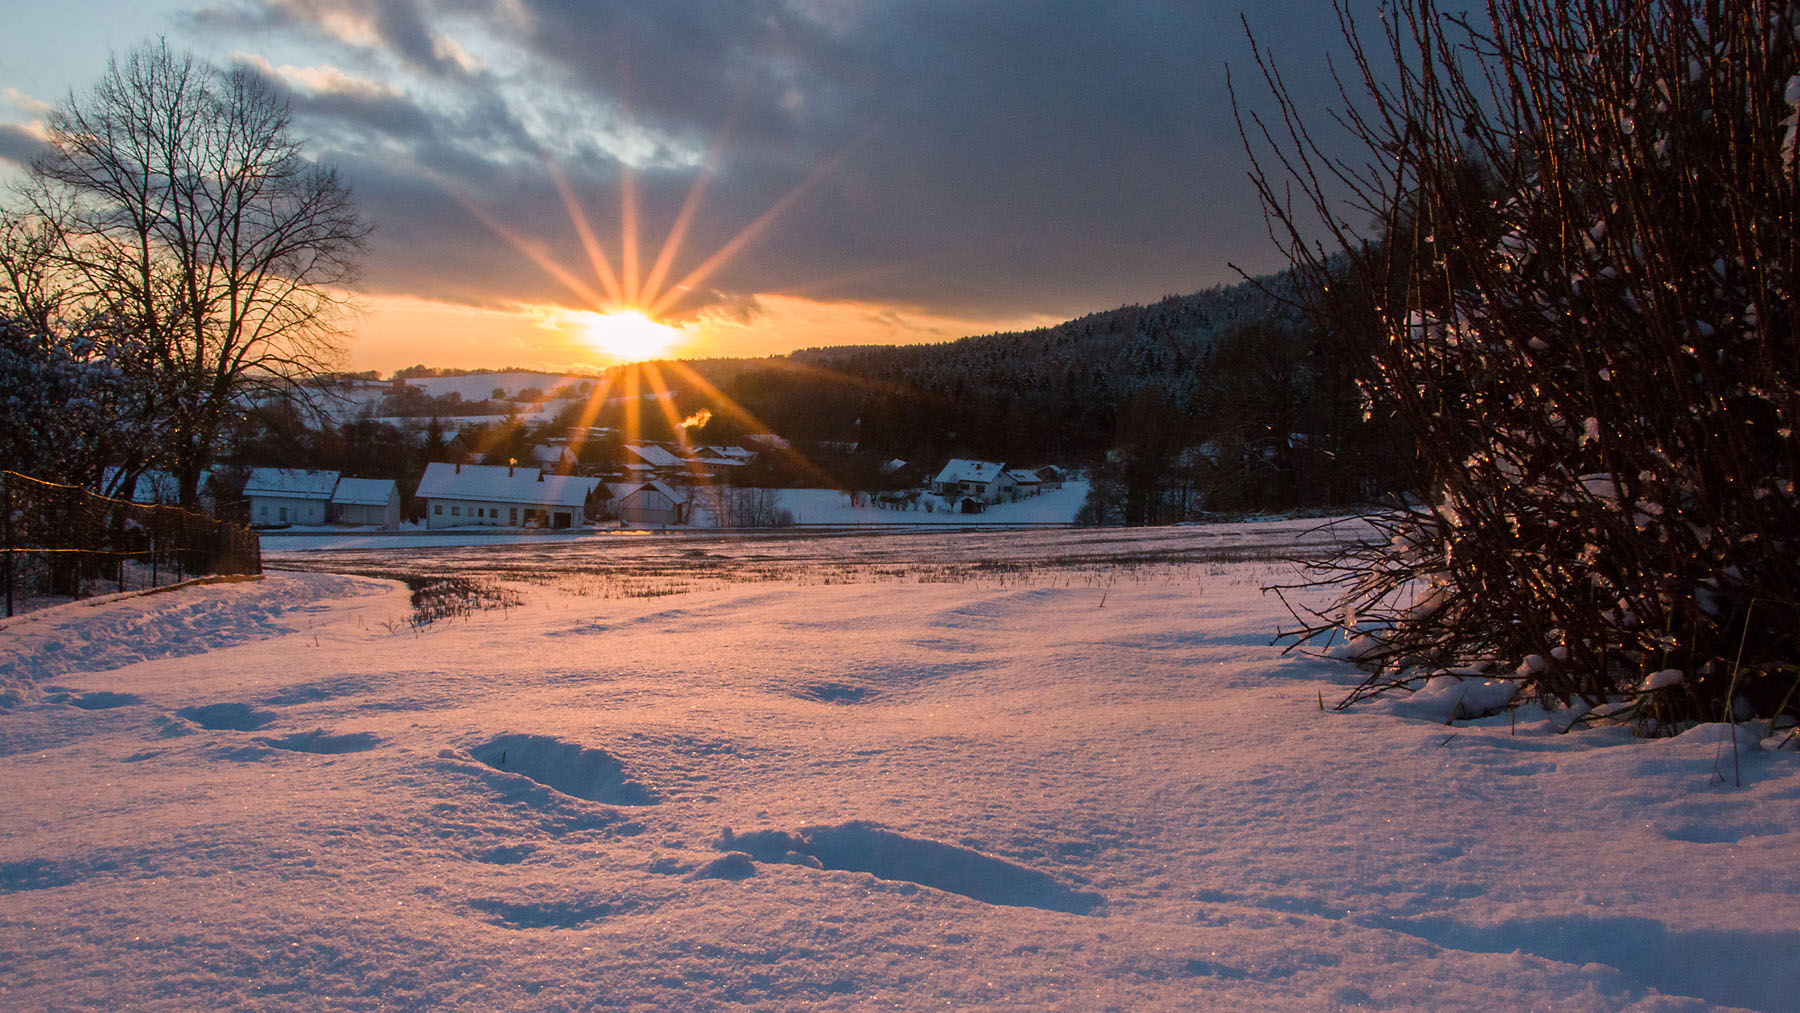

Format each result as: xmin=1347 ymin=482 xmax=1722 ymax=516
xmin=330 ymin=478 xmax=401 ymax=529
xmin=931 ymin=459 xmax=1018 ymax=510
xmin=415 ymin=462 xmax=604 ymax=529
xmin=530 ymin=443 xmax=579 ymax=472
xmin=1005 ymin=469 xmax=1044 ymax=499
xmin=245 ymin=468 xmax=340 ymax=527
xmin=623 ymin=443 xmax=687 ymax=472
xmin=608 ymin=480 xmax=687 ymax=526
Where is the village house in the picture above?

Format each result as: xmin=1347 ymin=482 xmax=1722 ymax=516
xmin=931 ymin=459 xmax=1018 ymax=511
xmin=622 ymin=443 xmax=687 ymax=476
xmin=329 ymin=477 xmax=402 ymax=529
xmin=245 ymin=468 xmax=340 ymax=527
xmin=1005 ymin=468 xmax=1044 ymax=499
xmin=415 ymin=462 xmax=604 ymax=530
xmin=607 ymin=480 xmax=688 ymax=526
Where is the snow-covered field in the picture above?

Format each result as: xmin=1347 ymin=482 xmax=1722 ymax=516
xmin=2 ymin=524 xmax=1796 ymax=1011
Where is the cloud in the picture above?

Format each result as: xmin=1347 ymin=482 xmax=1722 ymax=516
xmin=192 ymin=0 xmax=476 ymax=79
xmin=1 ymin=88 xmax=53 ymax=119
xmin=0 ymin=122 xmax=50 ymax=168
xmin=186 ymin=0 xmax=1355 ymax=328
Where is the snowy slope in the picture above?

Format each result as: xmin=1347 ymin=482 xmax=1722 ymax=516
xmin=1 ymin=528 xmax=1796 ymax=1011
xmin=402 ymin=371 xmax=596 ymax=401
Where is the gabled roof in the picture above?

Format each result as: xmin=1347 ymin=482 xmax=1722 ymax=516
xmin=415 ymin=462 xmax=599 ymax=509
xmin=701 ymin=445 xmax=757 ymax=460
xmin=244 ymin=468 xmax=340 ymax=500
xmin=331 ymin=477 xmax=398 ymax=507
xmin=1006 ymin=469 xmax=1042 ymax=484
xmin=933 ymin=459 xmax=1006 ymax=486
xmin=612 ymin=480 xmax=684 ymax=503
xmin=623 ymin=443 xmax=685 ymax=468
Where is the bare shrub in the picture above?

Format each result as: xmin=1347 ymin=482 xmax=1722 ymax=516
xmin=1242 ymin=2 xmax=1800 ymax=726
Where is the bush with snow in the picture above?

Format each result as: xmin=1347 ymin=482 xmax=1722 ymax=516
xmin=1247 ymin=1 xmax=1800 ymax=727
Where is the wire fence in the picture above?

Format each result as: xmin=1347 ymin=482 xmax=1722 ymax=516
xmin=2 ymin=470 xmax=261 ymax=617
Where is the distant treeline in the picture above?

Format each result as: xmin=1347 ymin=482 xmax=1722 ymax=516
xmin=678 ymin=269 xmax=1396 ymax=519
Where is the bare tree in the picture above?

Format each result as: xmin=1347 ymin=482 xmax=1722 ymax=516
xmin=17 ymin=40 xmax=366 ymax=507
xmin=1241 ymin=2 xmax=1800 ymax=726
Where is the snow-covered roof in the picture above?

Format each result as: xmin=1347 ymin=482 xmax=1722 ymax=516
xmin=879 ymin=458 xmax=908 ymax=475
xmin=244 ymin=468 xmax=340 ymax=500
xmin=612 ymin=480 xmax=685 ymax=504
xmin=1006 ymin=469 xmax=1042 ymax=484
xmin=700 ymin=445 xmax=757 ymax=460
xmin=623 ymin=443 xmax=686 ymax=468
xmin=330 ymin=478 xmax=398 ymax=507
xmin=415 ymin=462 xmax=599 ymax=509
xmin=933 ymin=459 xmax=1006 ymax=486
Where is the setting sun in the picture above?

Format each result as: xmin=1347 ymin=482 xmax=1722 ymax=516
xmin=581 ymin=308 xmax=679 ymax=362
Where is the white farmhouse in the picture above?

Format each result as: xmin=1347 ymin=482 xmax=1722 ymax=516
xmin=415 ymin=462 xmax=603 ymax=530
xmin=330 ymin=478 xmax=402 ymax=529
xmin=245 ymin=468 xmax=340 ymax=527
xmin=931 ymin=459 xmax=1018 ymax=510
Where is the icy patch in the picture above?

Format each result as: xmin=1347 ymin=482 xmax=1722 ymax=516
xmin=719 ymin=822 xmax=1105 ymax=915
xmin=256 ymin=729 xmax=382 ymax=754
xmin=175 ymin=702 xmax=278 ymax=731
xmin=463 ymin=734 xmax=660 ymax=806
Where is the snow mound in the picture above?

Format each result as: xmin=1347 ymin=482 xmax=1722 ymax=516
xmin=720 ymin=822 xmax=1105 ymax=915
xmin=463 ymin=733 xmax=660 ymax=806
xmin=1393 ymin=674 xmax=1519 ymax=723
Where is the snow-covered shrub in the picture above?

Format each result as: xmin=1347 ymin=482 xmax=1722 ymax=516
xmin=0 ymin=317 xmax=141 ymax=486
xmin=1245 ymin=1 xmax=1800 ymax=726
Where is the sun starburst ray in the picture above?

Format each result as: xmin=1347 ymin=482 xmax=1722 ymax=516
xmin=640 ymin=89 xmax=750 ymax=312
xmin=560 ymin=370 xmax=620 ymax=464
xmin=660 ymin=359 xmax=840 ymax=489
xmin=646 ymin=133 xmax=865 ymax=320
xmin=547 ymin=159 xmax=625 ymax=307
xmin=442 ymin=184 xmax=611 ymax=310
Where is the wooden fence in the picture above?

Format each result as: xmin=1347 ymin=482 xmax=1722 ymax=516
xmin=1 ymin=470 xmax=261 ymax=617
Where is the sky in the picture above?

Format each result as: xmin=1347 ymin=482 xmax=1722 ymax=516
xmin=0 ymin=1 xmax=1355 ymax=374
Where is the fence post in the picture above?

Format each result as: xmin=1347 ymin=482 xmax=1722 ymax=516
xmin=3 ymin=472 xmax=13 ymax=618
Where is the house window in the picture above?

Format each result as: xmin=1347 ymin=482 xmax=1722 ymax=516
xmin=451 ymin=505 xmax=460 ymax=516
xmin=433 ymin=504 xmax=442 ymax=515
xmin=509 ymin=507 xmax=519 ymax=525
xmin=279 ymin=506 xmax=288 ymax=522
xmin=257 ymin=505 xmax=267 ymax=519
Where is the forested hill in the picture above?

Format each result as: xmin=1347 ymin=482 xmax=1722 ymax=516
xmin=699 ymin=270 xmax=1376 ymax=497
xmin=792 ymin=274 xmax=1307 ymax=398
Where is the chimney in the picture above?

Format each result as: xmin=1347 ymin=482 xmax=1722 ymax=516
xmin=537 ymin=471 xmax=545 ymax=482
